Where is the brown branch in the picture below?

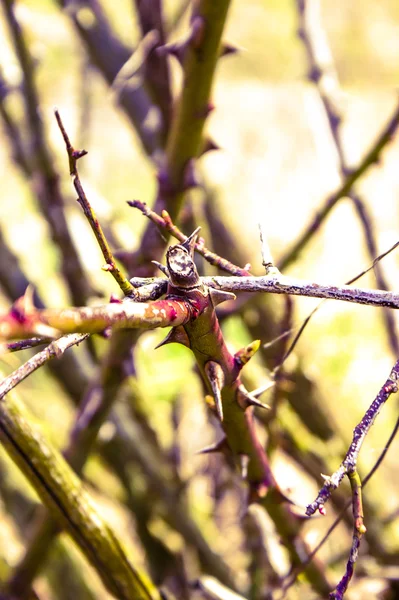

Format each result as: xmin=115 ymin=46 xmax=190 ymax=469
xmin=304 ymin=361 xmax=399 ymax=597
xmin=277 ymin=414 xmax=399 ymax=598
xmin=55 ymin=110 xmax=136 ymax=298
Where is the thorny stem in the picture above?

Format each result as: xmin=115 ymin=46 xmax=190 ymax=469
xmin=3 ymin=273 xmax=399 ymax=340
xmin=304 ymin=360 xmax=399 ymax=597
xmin=277 ymin=415 xmax=399 ymax=599
xmin=55 ymin=110 xmax=136 ymax=298
xmin=306 ymin=360 xmax=399 ymax=515
xmin=133 ymin=0 xmax=232 ymax=270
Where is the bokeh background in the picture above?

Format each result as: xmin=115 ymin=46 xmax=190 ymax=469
xmin=1 ymin=1 xmax=399 ymax=599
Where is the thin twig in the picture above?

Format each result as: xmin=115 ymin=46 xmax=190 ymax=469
xmin=328 ymin=469 xmax=366 ymax=599
xmin=277 ymin=415 xmax=399 ymax=599
xmin=306 ymin=360 xmax=399 ymax=516
xmin=128 ymin=200 xmax=251 ymax=276
xmin=1 ymin=337 xmax=50 ymax=354
xmin=303 ymin=361 xmax=399 ymax=596
xmin=274 ymin=235 xmax=399 ymax=373
xmin=295 ymin=0 xmax=399 ymax=356
xmin=0 ymin=334 xmax=88 ymax=397
xmin=278 ymin=99 xmax=399 ymax=271
xmin=55 ymin=110 xmax=136 ymax=298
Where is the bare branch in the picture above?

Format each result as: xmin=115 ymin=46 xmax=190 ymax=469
xmin=306 ymin=360 xmax=399 ymax=516
xmin=295 ymin=0 xmax=399 ymax=356
xmin=0 ymin=334 xmax=88 ymax=396
xmin=128 ymin=200 xmax=251 ymax=276
xmin=55 ymin=110 xmax=136 ymax=298
xmin=278 ymin=99 xmax=399 ymax=271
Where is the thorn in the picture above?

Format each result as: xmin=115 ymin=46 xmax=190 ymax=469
xmin=109 ymin=294 xmax=122 ymax=304
xmin=251 ymin=380 xmax=275 ymax=399
xmin=243 ymin=263 xmax=251 ymax=271
xmin=320 ymin=473 xmax=331 ymax=483
xmin=181 ymin=226 xmax=201 ymax=257
xmin=234 ymin=340 xmax=261 ymax=368
xmin=319 ymin=505 xmax=326 ymax=516
xmin=220 ymin=42 xmax=239 ymax=57
xmin=196 ymin=102 xmax=215 ymax=119
xmin=209 ymin=287 xmax=236 ymax=307
xmin=152 ymin=260 xmax=169 ymax=277
xmin=237 ymin=384 xmax=270 ymax=411
xmin=183 ymin=159 xmax=199 ymax=190
xmin=204 ymin=361 xmax=225 ymax=422
xmin=72 ymin=149 xmax=88 ymax=161
xmin=196 ymin=436 xmax=229 ymax=455
xmin=11 ymin=285 xmax=36 ymax=323
xmin=239 ymin=454 xmax=250 ymax=479
xmin=155 ymin=326 xmax=190 ymax=349
xmin=200 ymin=138 xmax=221 ymax=156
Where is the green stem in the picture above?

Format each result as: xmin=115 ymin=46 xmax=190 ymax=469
xmin=137 ymin=0 xmax=232 ymax=268
xmin=0 ymin=387 xmax=161 ymax=600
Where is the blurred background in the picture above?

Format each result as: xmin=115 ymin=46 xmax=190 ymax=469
xmin=1 ymin=1 xmax=399 ymax=599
